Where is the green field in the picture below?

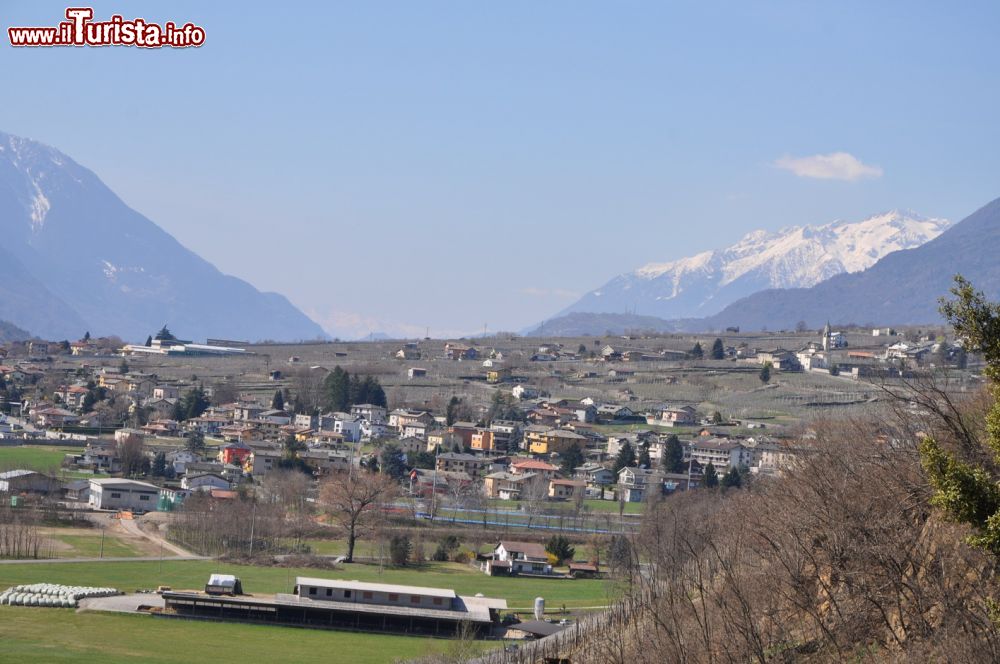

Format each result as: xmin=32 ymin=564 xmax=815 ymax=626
xmin=0 ymin=558 xmax=615 ymax=663
xmin=0 ymin=607 xmax=488 ymax=664
xmin=0 ymin=445 xmax=79 ymax=472
xmin=46 ymin=533 xmax=145 ymax=559
xmin=0 ymin=558 xmax=617 ymax=611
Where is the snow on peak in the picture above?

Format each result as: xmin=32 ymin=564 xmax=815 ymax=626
xmin=564 ymin=209 xmax=950 ymax=321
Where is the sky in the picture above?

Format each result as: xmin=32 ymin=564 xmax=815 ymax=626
xmin=3 ymin=1 xmax=1000 ymax=338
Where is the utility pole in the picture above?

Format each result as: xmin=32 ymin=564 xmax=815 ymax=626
xmin=99 ymin=525 xmax=105 ymax=559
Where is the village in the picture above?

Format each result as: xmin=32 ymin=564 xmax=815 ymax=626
xmin=0 ymin=321 xmax=978 ymax=661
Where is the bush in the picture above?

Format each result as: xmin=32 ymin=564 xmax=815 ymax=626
xmin=389 ymin=534 xmax=411 ymax=566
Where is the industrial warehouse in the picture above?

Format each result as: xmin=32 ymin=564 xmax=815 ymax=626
xmin=160 ymin=575 xmax=508 ymax=637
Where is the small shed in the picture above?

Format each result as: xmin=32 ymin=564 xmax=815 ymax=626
xmin=205 ymin=574 xmax=243 ymax=596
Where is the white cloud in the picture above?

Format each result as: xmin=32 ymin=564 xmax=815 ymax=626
xmin=519 ymin=286 xmax=580 ymax=299
xmin=774 ymin=152 xmax=883 ymax=181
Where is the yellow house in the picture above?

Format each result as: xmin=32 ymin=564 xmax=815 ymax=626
xmin=528 ymin=428 xmax=589 ymax=455
xmin=486 ymin=367 xmax=511 ymax=384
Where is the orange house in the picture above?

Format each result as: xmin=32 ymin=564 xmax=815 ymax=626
xmin=471 ymin=429 xmax=496 ymax=452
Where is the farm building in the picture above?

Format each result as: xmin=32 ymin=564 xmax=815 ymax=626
xmin=87 ymin=478 xmax=160 ymax=511
xmin=161 ymin=576 xmax=507 ymax=637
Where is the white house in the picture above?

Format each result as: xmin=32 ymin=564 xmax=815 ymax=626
xmin=88 ymin=478 xmax=160 ymax=511
xmin=484 ymin=540 xmax=553 ymax=576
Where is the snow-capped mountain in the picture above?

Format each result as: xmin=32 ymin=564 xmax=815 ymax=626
xmin=0 ymin=131 xmax=327 ymax=342
xmin=557 ymin=211 xmax=951 ymax=320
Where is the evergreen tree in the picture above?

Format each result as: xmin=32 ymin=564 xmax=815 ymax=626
xmin=271 ymin=389 xmax=285 ymax=411
xmin=662 ymin=434 xmax=685 ymax=473
xmin=560 ymin=443 xmax=585 ymax=475
xmin=184 ymin=430 xmax=206 ymax=454
xmin=613 ymin=441 xmax=636 ymax=475
xmin=759 ymin=362 xmax=772 ymax=385
xmin=180 ymin=386 xmax=210 ymax=420
xmin=144 ymin=335 xmax=152 ymax=347
xmin=446 ymin=396 xmax=461 ymax=426
xmin=721 ymin=466 xmax=742 ymax=489
xmin=690 ymin=342 xmax=704 ymax=359
xmin=711 ymin=411 xmax=724 ymax=424
xmin=348 ymin=374 xmax=364 ymax=405
xmin=152 ymin=451 xmax=168 ymax=477
xmin=119 ymin=359 xmax=130 ymax=374
xmin=545 ymin=535 xmax=576 ymax=565
xmin=710 ymin=338 xmax=725 ymax=360
xmin=368 ymin=378 xmax=387 ymax=407
xmin=379 ymin=443 xmax=407 ymax=480
xmin=919 ymin=276 xmax=1000 ymax=557
xmin=82 ymin=390 xmax=98 ymax=413
xmin=324 ymin=366 xmax=351 ymax=411
xmin=637 ymin=441 xmax=652 ymax=469
xmin=83 ymin=331 xmax=91 ymax=341
xmin=703 ymin=462 xmax=719 ymax=488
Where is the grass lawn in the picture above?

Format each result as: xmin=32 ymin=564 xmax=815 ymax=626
xmin=0 ymin=559 xmax=617 ymax=611
xmin=0 ymin=445 xmax=79 ymax=472
xmin=0 ymin=558 xmax=616 ymax=662
xmin=47 ymin=533 xmax=145 ymax=559
xmin=0 ymin=606 xmax=490 ymax=664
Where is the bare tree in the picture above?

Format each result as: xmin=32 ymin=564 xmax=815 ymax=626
xmin=319 ymin=470 xmax=398 ymax=562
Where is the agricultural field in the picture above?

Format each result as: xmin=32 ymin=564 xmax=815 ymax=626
xmin=0 ymin=607 xmax=491 ymax=664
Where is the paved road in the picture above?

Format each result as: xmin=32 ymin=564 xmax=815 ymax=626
xmin=79 ymin=593 xmax=165 ymax=613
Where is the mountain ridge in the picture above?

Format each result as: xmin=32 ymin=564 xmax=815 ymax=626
xmin=0 ymin=131 xmax=327 ymax=342
xmin=556 ymin=210 xmax=950 ymax=322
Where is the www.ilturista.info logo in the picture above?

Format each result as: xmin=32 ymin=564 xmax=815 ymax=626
xmin=8 ymin=7 xmax=205 ymax=48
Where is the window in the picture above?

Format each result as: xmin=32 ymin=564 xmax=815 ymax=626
xmin=343 ymin=590 xmax=351 ymax=598
xmin=363 ymin=591 xmax=373 ymax=600
xmin=110 ymin=492 xmax=121 ymax=498
xmin=388 ymin=593 xmax=399 ymax=602
xmin=139 ymin=495 xmax=150 ymax=501
xmin=410 ymin=595 xmax=420 ymax=604
xmin=326 ymin=588 xmax=332 ymax=597
xmin=309 ymin=587 xmax=317 ymax=596
xmin=432 ymin=597 xmax=443 ymax=606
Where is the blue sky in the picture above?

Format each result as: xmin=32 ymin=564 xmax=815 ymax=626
xmin=3 ymin=1 xmax=999 ymax=338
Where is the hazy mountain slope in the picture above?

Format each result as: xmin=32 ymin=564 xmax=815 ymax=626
xmin=697 ymin=197 xmax=1000 ymax=331
xmin=0 ymin=131 xmax=327 ymax=342
xmin=559 ymin=211 xmax=950 ymax=320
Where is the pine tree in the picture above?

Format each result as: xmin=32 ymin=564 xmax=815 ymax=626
xmin=637 ymin=442 xmax=652 ymax=469
xmin=721 ymin=466 xmax=742 ymax=489
xmin=690 ymin=342 xmax=704 ymax=359
xmin=919 ymin=276 xmax=1000 ymax=557
xmin=446 ymin=396 xmax=461 ymax=426
xmin=613 ymin=441 xmax=636 ymax=475
xmin=379 ymin=443 xmax=407 ymax=479
xmin=759 ymin=362 xmax=772 ymax=385
xmin=711 ymin=338 xmax=725 ymax=360
xmin=83 ymin=331 xmax=91 ymax=341
xmin=324 ymin=366 xmax=350 ymax=411
xmin=560 ymin=443 xmax=585 ymax=475
xmin=152 ymin=451 xmax=168 ymax=477
xmin=271 ymin=389 xmax=284 ymax=411
xmin=662 ymin=434 xmax=685 ymax=473
xmin=545 ymin=535 xmax=576 ymax=565
xmin=703 ymin=462 xmax=719 ymax=488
